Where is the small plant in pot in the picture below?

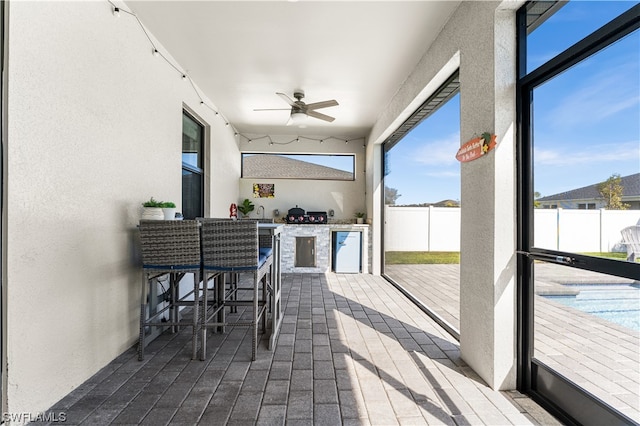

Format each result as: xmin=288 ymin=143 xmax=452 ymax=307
xmin=237 ymin=198 xmax=255 ymax=218
xmin=161 ymin=201 xmax=178 ymax=220
xmin=354 ymin=212 xmax=366 ymax=224
xmin=141 ymin=197 xmax=165 ymax=220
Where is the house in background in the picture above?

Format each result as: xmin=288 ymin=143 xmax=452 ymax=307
xmin=537 ymin=173 xmax=640 ymax=210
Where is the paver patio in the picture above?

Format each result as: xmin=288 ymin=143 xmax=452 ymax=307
xmin=385 ymin=263 xmax=640 ymax=423
xmin=43 ymin=273 xmax=561 ymax=425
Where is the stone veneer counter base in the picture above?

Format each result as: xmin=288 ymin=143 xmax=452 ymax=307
xmin=280 ymin=224 xmax=371 ymax=274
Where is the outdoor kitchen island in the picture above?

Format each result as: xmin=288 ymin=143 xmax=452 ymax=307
xmin=279 ymin=223 xmax=371 ymax=274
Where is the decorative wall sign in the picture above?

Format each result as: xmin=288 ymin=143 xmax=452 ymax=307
xmin=253 ymin=183 xmax=275 ymax=198
xmin=455 ymin=132 xmax=497 ymax=163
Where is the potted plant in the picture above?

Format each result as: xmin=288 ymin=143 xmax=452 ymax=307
xmin=237 ymin=198 xmax=255 ymax=218
xmin=161 ymin=201 xmax=177 ymax=220
xmin=354 ymin=212 xmax=366 ymax=224
xmin=141 ymin=197 xmax=164 ymax=220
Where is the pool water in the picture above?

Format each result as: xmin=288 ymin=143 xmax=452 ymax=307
xmin=544 ymin=284 xmax=640 ymax=331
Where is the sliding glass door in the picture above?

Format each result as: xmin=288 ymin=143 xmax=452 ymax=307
xmin=518 ymin=2 xmax=640 ymax=424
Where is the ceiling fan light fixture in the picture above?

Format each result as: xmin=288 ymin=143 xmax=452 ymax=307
xmin=257 ymin=91 xmax=337 ymax=125
xmin=290 ymin=111 xmax=307 ymax=124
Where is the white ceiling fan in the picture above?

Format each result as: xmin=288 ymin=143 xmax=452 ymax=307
xmin=254 ymin=90 xmax=339 ymax=125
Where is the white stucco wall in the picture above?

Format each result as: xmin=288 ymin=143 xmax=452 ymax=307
xmin=239 ymin=136 xmax=367 ymax=221
xmin=365 ymin=142 xmax=382 ymax=274
xmin=366 ymin=0 xmax=523 ymax=390
xmin=2 ymin=1 xmax=239 ymax=415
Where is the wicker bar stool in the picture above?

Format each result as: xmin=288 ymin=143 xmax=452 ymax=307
xmin=138 ymin=220 xmax=202 ymax=361
xmin=200 ymin=218 xmax=274 ymax=315
xmin=199 ymin=219 xmax=272 ymax=360
xmin=238 ymin=218 xmax=274 ymax=313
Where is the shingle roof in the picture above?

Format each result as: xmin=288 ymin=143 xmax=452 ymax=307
xmin=243 ymin=154 xmax=354 ymax=180
xmin=538 ymin=173 xmax=640 ymax=201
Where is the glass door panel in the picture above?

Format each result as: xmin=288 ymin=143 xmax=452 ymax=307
xmin=528 ymin=23 xmax=639 ymax=423
xmin=533 ymin=33 xmax=640 ymax=256
xmin=533 ymin=261 xmax=639 ymax=420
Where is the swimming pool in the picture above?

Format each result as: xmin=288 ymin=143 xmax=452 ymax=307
xmin=543 ymin=284 xmax=640 ymax=331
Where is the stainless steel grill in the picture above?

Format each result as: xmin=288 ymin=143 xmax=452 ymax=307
xmin=286 ymin=206 xmax=327 ymax=224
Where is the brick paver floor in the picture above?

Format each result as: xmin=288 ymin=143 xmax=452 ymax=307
xmin=385 ymin=263 xmax=640 ymax=423
xmin=43 ymin=273 xmax=560 ymax=425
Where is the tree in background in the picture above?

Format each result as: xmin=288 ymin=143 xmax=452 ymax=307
xmin=534 ymin=191 xmax=542 ymax=208
xmin=598 ymin=173 xmax=629 ymax=209
xmin=385 ymin=186 xmax=401 ymax=205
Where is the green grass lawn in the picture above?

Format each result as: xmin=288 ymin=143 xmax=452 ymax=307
xmin=385 ymin=251 xmax=627 ymax=264
xmin=385 ymin=251 xmax=460 ymax=264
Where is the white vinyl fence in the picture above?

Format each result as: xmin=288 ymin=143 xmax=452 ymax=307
xmin=384 ymin=206 xmax=640 ymax=252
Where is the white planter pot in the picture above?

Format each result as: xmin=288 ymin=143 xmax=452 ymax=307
xmin=162 ymin=207 xmax=177 ymax=220
xmin=356 ymin=218 xmax=364 ymax=224
xmin=141 ymin=207 xmax=164 ymax=220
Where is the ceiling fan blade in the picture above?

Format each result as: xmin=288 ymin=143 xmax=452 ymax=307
xmin=276 ymin=92 xmax=297 ymax=107
xmin=304 ymin=100 xmax=339 ymax=110
xmin=253 ymin=108 xmax=291 ymax=111
xmin=306 ymin=110 xmax=335 ymax=122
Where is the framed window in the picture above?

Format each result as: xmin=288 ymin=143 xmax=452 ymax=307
xmin=241 ymin=153 xmax=355 ymax=181
xmin=577 ymin=203 xmax=596 ymax=210
xmin=182 ymin=111 xmax=204 ymax=219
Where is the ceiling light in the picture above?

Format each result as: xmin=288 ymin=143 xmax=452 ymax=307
xmin=290 ymin=111 xmax=307 ymax=124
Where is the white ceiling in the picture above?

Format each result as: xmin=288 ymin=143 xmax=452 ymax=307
xmin=127 ymin=1 xmax=461 ymax=139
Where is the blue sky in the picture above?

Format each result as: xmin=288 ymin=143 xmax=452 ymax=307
xmin=385 ymin=1 xmax=639 ymax=205
xmin=384 ymin=95 xmax=461 ymax=204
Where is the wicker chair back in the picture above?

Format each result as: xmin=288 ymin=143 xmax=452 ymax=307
xmin=138 ymin=220 xmax=201 ymax=272
xmin=201 ymin=219 xmax=260 ymax=271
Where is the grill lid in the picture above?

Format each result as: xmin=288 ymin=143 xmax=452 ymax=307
xmin=288 ymin=206 xmax=305 ymax=216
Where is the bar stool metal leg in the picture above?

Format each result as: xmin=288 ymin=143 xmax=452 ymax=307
xmin=252 ymin=271 xmax=259 ymax=361
xmin=138 ymin=272 xmax=148 ymax=361
xmin=191 ymin=271 xmax=200 ymax=360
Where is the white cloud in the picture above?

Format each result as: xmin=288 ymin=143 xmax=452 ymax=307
xmin=425 ymin=170 xmax=460 ymax=178
xmin=545 ymin=59 xmax=640 ymax=128
xmin=534 ymin=140 xmax=639 ymax=166
xmin=410 ymin=132 xmax=460 ymax=166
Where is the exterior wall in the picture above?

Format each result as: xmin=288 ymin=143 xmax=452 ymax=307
xmin=239 ymin=136 xmax=366 ymax=221
xmin=366 ymin=1 xmax=524 ymax=390
xmin=539 ymin=198 xmax=607 ymax=210
xmin=540 ymin=197 xmax=640 ymax=210
xmin=385 ymin=206 xmax=639 ymax=252
xmin=2 ymin=1 xmax=239 ymax=416
xmin=365 ymin=142 xmax=382 ymax=275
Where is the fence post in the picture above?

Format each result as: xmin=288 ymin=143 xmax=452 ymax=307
xmin=600 ymin=208 xmax=605 ymax=252
xmin=556 ymin=208 xmax=562 ymax=251
xmin=427 ymin=205 xmax=433 ymax=252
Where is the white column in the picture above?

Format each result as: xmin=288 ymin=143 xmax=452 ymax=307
xmin=459 ymin=5 xmax=518 ymax=390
